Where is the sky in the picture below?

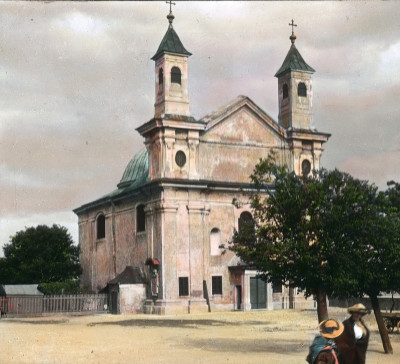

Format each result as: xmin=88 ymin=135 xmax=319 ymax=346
xmin=1 ymin=1 xmax=399 ymax=255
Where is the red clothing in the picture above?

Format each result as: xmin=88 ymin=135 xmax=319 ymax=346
xmin=315 ymin=348 xmax=339 ymax=364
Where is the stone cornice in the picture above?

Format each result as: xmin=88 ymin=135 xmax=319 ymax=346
xmin=136 ymin=116 xmax=206 ymax=136
xmin=285 ymin=128 xmax=331 ymax=142
xmin=186 ymin=202 xmax=210 ymax=214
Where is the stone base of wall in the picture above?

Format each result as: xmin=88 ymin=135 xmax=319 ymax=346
xmin=144 ymin=298 xmax=215 ymax=315
xmin=210 ymin=303 xmax=235 ymax=312
xmin=144 ymin=299 xmax=192 ymax=315
xmin=188 ymin=299 xmax=209 ymax=314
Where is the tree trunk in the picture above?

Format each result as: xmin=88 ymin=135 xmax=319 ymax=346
xmin=370 ymin=294 xmax=393 ymax=354
xmin=316 ymin=287 xmax=329 ymax=323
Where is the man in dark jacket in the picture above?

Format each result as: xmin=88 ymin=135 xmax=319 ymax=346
xmin=336 ymin=303 xmax=370 ymax=364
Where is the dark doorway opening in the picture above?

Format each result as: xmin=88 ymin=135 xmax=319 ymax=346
xmin=236 ymin=285 xmax=242 ymax=310
xmin=110 ymin=291 xmax=119 ymax=314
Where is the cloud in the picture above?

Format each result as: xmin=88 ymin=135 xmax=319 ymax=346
xmin=338 ymin=150 xmax=400 ymax=190
xmin=1 ymin=1 xmax=400 ymax=252
xmin=58 ymin=12 xmax=108 ymax=36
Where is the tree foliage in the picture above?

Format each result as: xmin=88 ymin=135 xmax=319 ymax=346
xmin=231 ymin=152 xmax=400 ymax=309
xmin=38 ymin=280 xmax=83 ymax=295
xmin=1 ymin=224 xmax=81 ymax=284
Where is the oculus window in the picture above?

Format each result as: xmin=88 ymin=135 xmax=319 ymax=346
xmin=175 ymin=150 xmax=186 ymax=168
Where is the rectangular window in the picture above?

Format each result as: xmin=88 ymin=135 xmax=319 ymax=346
xmin=272 ymin=280 xmax=282 ymax=293
xmin=179 ymin=277 xmax=189 ymax=296
xmin=212 ymin=276 xmax=223 ymax=295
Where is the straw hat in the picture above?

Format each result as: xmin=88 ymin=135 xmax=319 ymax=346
xmin=347 ymin=303 xmax=370 ymax=315
xmin=318 ymin=319 xmax=344 ymax=339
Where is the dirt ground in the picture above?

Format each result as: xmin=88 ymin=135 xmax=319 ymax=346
xmin=0 ymin=308 xmax=399 ymax=364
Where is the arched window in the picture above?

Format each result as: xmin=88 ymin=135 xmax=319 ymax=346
xmin=97 ymin=214 xmax=105 ymax=240
xmin=159 ymin=68 xmax=163 ymax=88
xmin=171 ymin=67 xmax=181 ymax=85
xmin=210 ymin=228 xmax=221 ymax=256
xmin=136 ymin=204 xmax=146 ymax=232
xmin=283 ymin=84 xmax=288 ymax=99
xmin=298 ymin=82 xmax=307 ymax=97
xmin=239 ymin=211 xmax=253 ymax=234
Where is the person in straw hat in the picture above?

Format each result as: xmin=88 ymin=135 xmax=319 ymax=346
xmin=336 ymin=303 xmax=370 ymax=364
xmin=306 ymin=319 xmax=344 ymax=364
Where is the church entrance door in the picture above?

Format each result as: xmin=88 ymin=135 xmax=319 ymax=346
xmin=250 ymin=276 xmax=266 ymax=309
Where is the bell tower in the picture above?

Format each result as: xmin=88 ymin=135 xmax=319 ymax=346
xmin=137 ymin=4 xmax=201 ymax=182
xmin=275 ymin=21 xmax=330 ymax=177
xmin=151 ymin=5 xmax=191 ymax=118
xmin=275 ymin=20 xmax=315 ymax=130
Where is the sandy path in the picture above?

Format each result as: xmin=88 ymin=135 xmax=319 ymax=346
xmin=0 ymin=309 xmax=399 ymax=364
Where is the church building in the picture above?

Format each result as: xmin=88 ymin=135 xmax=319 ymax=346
xmin=74 ymin=11 xmax=330 ymax=314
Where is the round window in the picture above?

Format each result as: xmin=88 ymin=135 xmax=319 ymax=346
xmin=302 ymin=159 xmax=311 ymax=176
xmin=175 ymin=151 xmax=186 ymax=167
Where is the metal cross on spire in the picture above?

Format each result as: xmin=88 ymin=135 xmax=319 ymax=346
xmin=166 ymin=0 xmax=176 ymax=14
xmin=166 ymin=0 xmax=176 ymax=27
xmin=289 ymin=19 xmax=297 ymax=35
xmin=289 ymin=19 xmax=297 ymax=44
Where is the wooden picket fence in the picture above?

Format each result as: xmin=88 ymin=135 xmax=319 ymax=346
xmin=0 ymin=294 xmax=108 ymax=316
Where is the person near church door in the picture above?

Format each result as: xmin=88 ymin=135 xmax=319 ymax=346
xmin=336 ymin=303 xmax=370 ymax=364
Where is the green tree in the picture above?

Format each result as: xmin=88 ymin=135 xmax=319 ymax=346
xmin=38 ymin=280 xmax=83 ymax=295
xmin=231 ymin=153 xmax=400 ymax=353
xmin=385 ymin=180 xmax=400 ymax=214
xmin=1 ymin=224 xmax=81 ymax=284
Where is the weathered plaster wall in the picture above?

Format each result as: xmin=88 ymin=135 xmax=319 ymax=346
xmin=200 ymin=108 xmax=288 ymax=182
xmin=119 ymin=284 xmax=147 ymax=313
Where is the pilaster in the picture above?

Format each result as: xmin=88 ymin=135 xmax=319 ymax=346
xmin=186 ymin=201 xmax=210 ymax=312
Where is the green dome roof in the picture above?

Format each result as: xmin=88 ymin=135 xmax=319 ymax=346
xmin=118 ymin=148 xmax=149 ymax=189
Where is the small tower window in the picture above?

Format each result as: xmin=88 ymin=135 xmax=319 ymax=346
xmin=159 ymin=68 xmax=164 ymax=88
xmin=171 ymin=67 xmax=181 ymax=85
xmin=136 ymin=204 xmax=146 ymax=232
xmin=283 ymin=84 xmax=288 ymax=99
xmin=97 ymin=214 xmax=105 ymax=240
xmin=298 ymin=82 xmax=307 ymax=97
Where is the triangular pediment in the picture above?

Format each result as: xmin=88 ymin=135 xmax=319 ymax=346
xmin=201 ymin=96 xmax=285 ymax=144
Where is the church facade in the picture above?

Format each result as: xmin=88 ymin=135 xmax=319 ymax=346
xmin=74 ymin=12 xmax=330 ymax=314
